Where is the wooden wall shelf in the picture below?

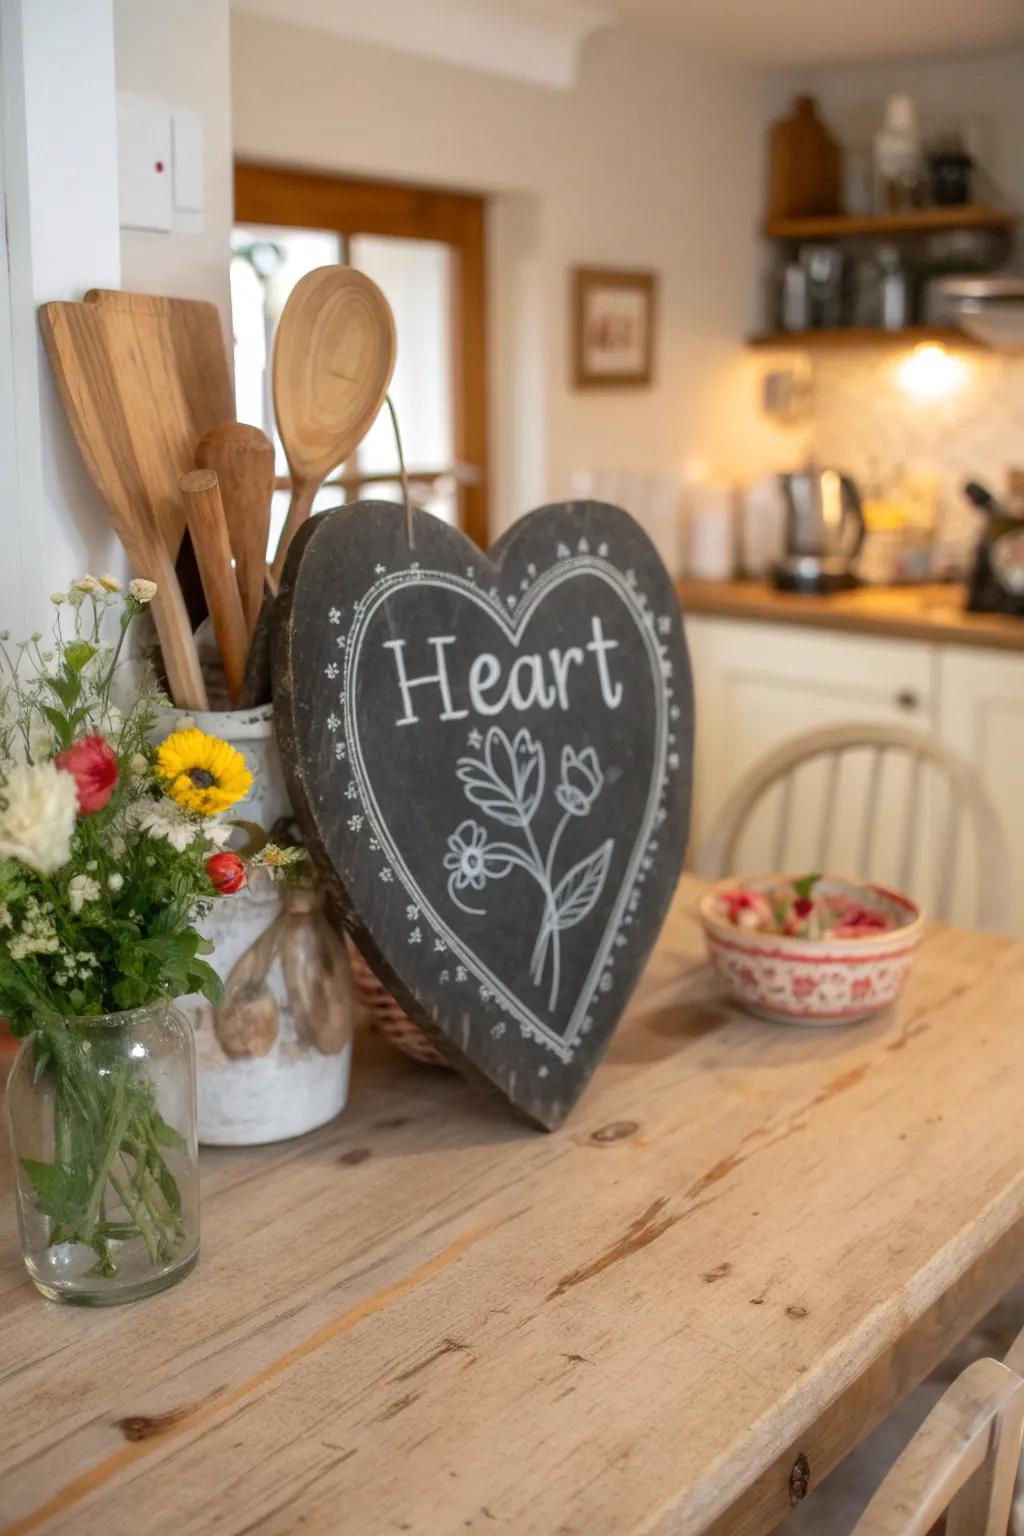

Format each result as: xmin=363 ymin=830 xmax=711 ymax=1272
xmin=748 ymin=325 xmax=981 ymax=350
xmin=763 ymin=206 xmax=1017 ymax=241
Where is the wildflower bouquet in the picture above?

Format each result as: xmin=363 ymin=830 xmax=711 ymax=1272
xmin=0 ymin=575 xmax=257 ymax=1279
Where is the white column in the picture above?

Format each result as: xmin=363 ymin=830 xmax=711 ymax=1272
xmin=0 ymin=0 xmax=123 ymax=638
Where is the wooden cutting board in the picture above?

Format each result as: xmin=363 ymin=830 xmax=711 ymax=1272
xmin=81 ymin=289 xmax=235 ymax=559
xmin=39 ymin=294 xmax=221 ymax=709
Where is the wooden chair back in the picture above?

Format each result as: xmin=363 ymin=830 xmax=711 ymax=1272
xmin=1005 ymin=1322 xmax=1024 ymax=1536
xmin=697 ymin=723 xmax=1009 ymax=930
xmin=852 ymin=1357 xmax=1024 ymax=1536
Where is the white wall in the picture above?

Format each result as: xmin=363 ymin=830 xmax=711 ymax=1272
xmin=0 ymin=0 xmax=123 ymax=637
xmin=230 ymin=13 xmax=796 ymax=539
xmin=113 ymin=0 xmax=233 ymax=340
xmin=0 ymin=0 xmax=235 ymax=637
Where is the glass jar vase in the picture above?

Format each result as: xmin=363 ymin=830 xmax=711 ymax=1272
xmin=6 ymin=1002 xmax=199 ymax=1305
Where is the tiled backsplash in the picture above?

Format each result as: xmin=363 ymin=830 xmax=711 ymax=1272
xmin=808 ymin=346 xmax=1024 ymax=547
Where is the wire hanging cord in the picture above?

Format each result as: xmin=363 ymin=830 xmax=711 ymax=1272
xmin=386 ymin=394 xmax=414 ymax=551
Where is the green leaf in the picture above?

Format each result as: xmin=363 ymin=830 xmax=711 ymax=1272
xmin=793 ymin=872 xmax=822 ymax=903
xmin=189 ymin=958 xmax=223 ymax=1006
xmin=150 ymin=1112 xmax=187 ymax=1153
xmin=154 ymin=1157 xmax=182 ymax=1216
xmin=46 ymin=672 xmax=80 ymax=710
xmin=65 ymin=641 xmax=97 ymax=674
xmin=20 ymin=1158 xmax=91 ymax=1224
xmin=38 ymin=703 xmax=73 ymax=747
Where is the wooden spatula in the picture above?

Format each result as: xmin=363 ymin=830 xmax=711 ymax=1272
xmin=40 ymin=302 xmax=209 ymax=710
xmin=270 ymin=266 xmax=396 ymax=583
xmin=195 ymin=422 xmax=275 ymax=636
xmin=83 ymin=289 xmax=234 ymax=563
xmin=180 ymin=470 xmax=249 ymax=706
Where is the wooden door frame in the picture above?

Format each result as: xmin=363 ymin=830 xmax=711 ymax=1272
xmin=234 ymin=161 xmax=489 ymax=549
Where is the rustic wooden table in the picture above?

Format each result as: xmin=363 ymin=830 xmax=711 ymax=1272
xmin=3 ymin=875 xmax=1023 ymax=1536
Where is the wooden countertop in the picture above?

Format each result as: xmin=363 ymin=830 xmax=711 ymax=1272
xmin=676 ymin=578 xmax=1024 ymax=654
xmin=4 ymin=876 xmax=1024 ymax=1536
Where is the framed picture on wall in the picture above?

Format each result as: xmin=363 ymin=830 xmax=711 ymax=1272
xmin=572 ymin=267 xmax=656 ymax=388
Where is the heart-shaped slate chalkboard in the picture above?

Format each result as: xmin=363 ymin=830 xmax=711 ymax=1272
xmin=273 ymin=500 xmax=693 ymax=1129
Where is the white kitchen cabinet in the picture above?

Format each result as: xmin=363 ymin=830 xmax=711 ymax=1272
xmin=683 ymin=611 xmax=1023 ymax=935
xmin=684 ymin=613 xmax=943 ymax=909
xmin=938 ymin=647 xmax=1024 ymax=935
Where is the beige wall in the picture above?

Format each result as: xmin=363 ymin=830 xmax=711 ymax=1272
xmin=114 ymin=0 xmax=234 ymax=342
xmin=230 ymin=13 xmax=795 ymax=539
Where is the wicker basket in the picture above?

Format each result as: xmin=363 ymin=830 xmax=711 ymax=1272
xmin=349 ymin=946 xmax=450 ymax=1069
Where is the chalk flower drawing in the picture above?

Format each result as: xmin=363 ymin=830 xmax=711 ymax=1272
xmin=445 ymin=726 xmax=612 ymax=1010
xmin=554 ymin=746 xmax=603 ymax=816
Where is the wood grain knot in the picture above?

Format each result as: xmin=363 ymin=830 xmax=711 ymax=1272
xmin=701 ymin=1262 xmax=732 ymax=1284
xmin=338 ymin=1147 xmax=371 ymax=1165
xmin=786 ymin=1304 xmax=809 ymax=1320
xmin=789 ymin=1453 xmax=811 ymax=1505
xmin=116 ymin=1391 xmax=220 ymax=1441
xmin=590 ymin=1120 xmax=639 ymax=1145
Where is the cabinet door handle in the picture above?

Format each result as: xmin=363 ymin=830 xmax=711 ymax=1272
xmin=895 ymin=689 xmax=920 ymax=712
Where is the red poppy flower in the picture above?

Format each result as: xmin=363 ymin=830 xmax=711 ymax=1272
xmin=55 ymin=734 xmax=118 ymax=815
xmin=206 ymin=851 xmax=247 ymax=894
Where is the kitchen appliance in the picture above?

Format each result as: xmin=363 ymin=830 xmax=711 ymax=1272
xmin=963 ymin=479 xmax=1024 ymax=614
xmin=773 ymin=468 xmax=865 ymax=593
xmin=935 ymin=275 xmax=1024 ymax=351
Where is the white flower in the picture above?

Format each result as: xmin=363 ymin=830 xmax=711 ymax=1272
xmin=28 ymin=722 xmax=53 ymax=763
xmin=50 ymin=591 xmax=67 ymax=606
xmin=107 ymin=872 xmax=124 ymax=891
xmin=130 ymin=753 xmax=149 ymax=776
xmin=68 ymin=874 xmax=101 ymax=914
xmin=98 ymin=573 xmax=123 ymax=592
xmin=130 ymin=798 xmax=198 ymax=851
xmin=206 ymin=819 xmax=232 ymax=848
xmin=7 ymin=896 xmax=59 ymax=958
xmin=0 ymin=760 xmax=77 ymax=873
xmin=128 ymin=578 xmax=157 ymax=604
xmin=0 ymin=902 xmax=11 ymax=929
xmin=72 ymin=575 xmax=99 ymax=593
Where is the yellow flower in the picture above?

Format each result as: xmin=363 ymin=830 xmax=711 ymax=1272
xmin=155 ymin=729 xmax=252 ymax=816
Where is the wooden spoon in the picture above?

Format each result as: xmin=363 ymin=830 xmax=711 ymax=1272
xmin=270 ymin=266 xmax=396 ymax=583
xmin=195 ymin=422 xmax=275 ymax=635
xmin=180 ymin=470 xmax=249 ymax=705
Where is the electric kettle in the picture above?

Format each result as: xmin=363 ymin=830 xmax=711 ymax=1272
xmin=773 ymin=467 xmax=865 ymax=593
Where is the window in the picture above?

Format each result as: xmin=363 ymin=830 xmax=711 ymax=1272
xmin=232 ymin=165 xmax=488 ymax=553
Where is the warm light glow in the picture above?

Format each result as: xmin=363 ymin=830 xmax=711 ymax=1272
xmin=896 ymin=343 xmax=966 ymax=398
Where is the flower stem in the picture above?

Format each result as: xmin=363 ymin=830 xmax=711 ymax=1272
xmin=82 ymin=1064 xmax=130 ymax=1233
xmin=109 ymin=1166 xmax=160 ymax=1265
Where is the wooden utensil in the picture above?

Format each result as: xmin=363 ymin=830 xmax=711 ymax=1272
xmin=84 ymin=288 xmax=235 ymax=625
xmin=40 ymin=302 xmax=209 ymax=709
xmin=180 ymin=469 xmax=249 ymax=705
xmin=270 ymin=266 xmax=396 ymax=583
xmin=195 ymin=422 xmax=276 ymax=635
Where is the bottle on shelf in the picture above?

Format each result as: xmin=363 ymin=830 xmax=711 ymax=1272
xmin=873 ymin=94 xmax=926 ymax=214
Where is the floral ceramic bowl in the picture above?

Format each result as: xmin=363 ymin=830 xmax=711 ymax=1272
xmin=698 ymin=876 xmax=924 ymax=1026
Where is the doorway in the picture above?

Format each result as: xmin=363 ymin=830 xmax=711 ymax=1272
xmin=232 ymin=162 xmax=489 ymax=552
